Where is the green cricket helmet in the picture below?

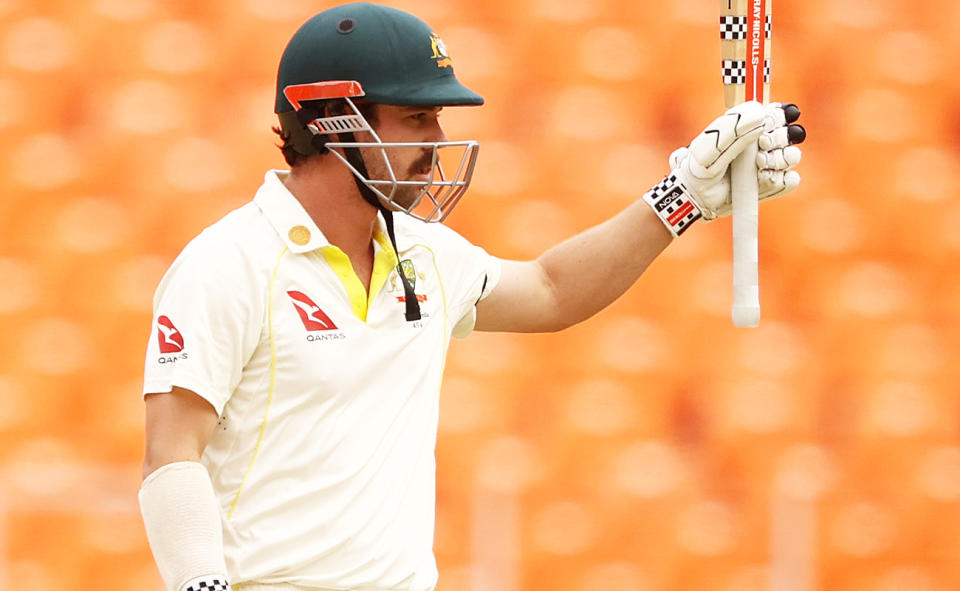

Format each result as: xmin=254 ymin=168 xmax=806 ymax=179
xmin=274 ymin=2 xmax=483 ymax=224
xmin=275 ymin=2 xmax=483 ymax=111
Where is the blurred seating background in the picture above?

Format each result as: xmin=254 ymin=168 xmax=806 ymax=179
xmin=0 ymin=0 xmax=958 ymax=589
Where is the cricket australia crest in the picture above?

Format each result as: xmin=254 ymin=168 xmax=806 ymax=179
xmin=399 ymin=259 xmax=418 ymax=289
xmin=429 ymin=32 xmax=452 ymax=68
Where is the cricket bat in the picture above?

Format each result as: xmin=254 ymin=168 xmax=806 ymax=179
xmin=721 ymin=0 xmax=771 ymax=327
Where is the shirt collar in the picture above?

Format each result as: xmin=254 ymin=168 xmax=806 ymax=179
xmin=254 ymin=170 xmax=396 ymax=258
xmin=254 ymin=170 xmax=329 ymax=253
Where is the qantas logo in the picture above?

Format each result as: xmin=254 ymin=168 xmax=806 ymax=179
xmin=287 ymin=290 xmax=338 ymax=331
xmin=157 ymin=315 xmax=184 ymax=353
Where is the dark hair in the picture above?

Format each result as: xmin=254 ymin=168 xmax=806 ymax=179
xmin=273 ymin=100 xmax=379 ymax=167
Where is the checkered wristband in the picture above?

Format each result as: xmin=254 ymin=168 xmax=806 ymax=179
xmin=182 ymin=575 xmax=232 ymax=591
xmin=641 ymin=173 xmax=703 ymax=237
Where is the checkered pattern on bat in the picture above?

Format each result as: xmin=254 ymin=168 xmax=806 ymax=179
xmin=719 ymin=15 xmax=772 ymax=40
xmin=184 ymin=578 xmax=231 ymax=591
xmin=722 ymin=59 xmax=771 ymax=85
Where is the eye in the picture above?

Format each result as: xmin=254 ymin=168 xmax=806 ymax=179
xmin=409 ymin=109 xmax=440 ymax=122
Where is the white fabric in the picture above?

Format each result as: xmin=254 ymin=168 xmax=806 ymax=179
xmin=667 ymin=101 xmax=802 ymax=220
xmin=233 ymin=584 xmax=311 ymax=591
xmin=142 ymin=170 xmax=501 ymax=591
xmin=139 ymin=462 xmax=231 ymax=591
xmin=234 ymin=584 xmax=381 ymax=591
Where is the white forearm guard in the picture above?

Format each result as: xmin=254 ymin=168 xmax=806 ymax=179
xmin=139 ymin=461 xmax=233 ymax=591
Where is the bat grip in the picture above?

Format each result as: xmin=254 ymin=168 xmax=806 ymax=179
xmin=731 ymin=141 xmax=760 ymax=327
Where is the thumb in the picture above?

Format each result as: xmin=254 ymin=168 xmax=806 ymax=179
xmin=686 ymin=101 xmax=766 ymax=178
xmin=669 ymin=146 xmax=688 ymax=170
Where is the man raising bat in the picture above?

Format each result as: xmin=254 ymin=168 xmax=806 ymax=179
xmin=137 ymin=3 xmax=805 ymax=591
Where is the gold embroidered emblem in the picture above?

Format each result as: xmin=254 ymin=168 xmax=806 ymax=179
xmin=429 ymin=33 xmax=452 ymax=68
xmin=288 ymin=225 xmax=311 ymax=246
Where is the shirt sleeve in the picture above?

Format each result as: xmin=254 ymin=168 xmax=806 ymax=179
xmin=142 ymin=232 xmax=265 ymax=415
xmin=427 ymin=224 xmax=502 ymax=339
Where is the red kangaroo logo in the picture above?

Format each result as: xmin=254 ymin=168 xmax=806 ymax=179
xmin=157 ymin=315 xmax=184 ymax=353
xmin=287 ymin=291 xmax=338 ymax=331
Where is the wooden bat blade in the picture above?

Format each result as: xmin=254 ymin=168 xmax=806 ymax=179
xmin=721 ymin=0 xmax=771 ymax=107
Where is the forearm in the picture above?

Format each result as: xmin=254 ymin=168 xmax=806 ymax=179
xmin=475 ymin=102 xmax=804 ymax=334
xmin=536 ymin=200 xmax=673 ymax=330
xmin=141 ymin=390 xmax=231 ymax=590
xmin=535 ymin=101 xmax=804 ymax=330
xmin=140 ymin=461 xmax=233 ymax=591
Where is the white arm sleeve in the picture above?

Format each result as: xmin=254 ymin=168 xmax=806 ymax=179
xmin=139 ymin=461 xmax=233 ymax=591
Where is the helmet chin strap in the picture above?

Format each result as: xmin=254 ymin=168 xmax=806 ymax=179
xmin=337 ymin=131 xmax=422 ymax=322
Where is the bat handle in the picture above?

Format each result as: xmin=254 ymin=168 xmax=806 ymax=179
xmin=731 ymin=141 xmax=760 ymax=327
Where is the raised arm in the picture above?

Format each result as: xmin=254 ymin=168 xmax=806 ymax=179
xmin=475 ymin=101 xmax=805 ymax=334
xmin=475 ymin=202 xmax=671 ymax=333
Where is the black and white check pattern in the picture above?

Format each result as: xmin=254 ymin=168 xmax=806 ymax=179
xmin=719 ymin=15 xmax=771 ymax=40
xmin=647 ymin=174 xmax=678 ymax=203
xmin=184 ymin=577 xmax=231 ymax=591
xmin=722 ymin=59 xmax=771 ymax=85
xmin=642 ymin=173 xmax=702 ymax=237
xmin=722 ymin=59 xmax=746 ymax=85
xmin=720 ymin=16 xmax=746 ymax=40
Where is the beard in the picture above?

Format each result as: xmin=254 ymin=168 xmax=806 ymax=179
xmin=362 ymin=149 xmax=435 ymax=212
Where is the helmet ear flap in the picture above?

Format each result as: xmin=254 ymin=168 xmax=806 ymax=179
xmin=278 ymin=95 xmax=377 ymax=159
xmin=295 ymin=102 xmax=330 ymax=155
xmin=295 ymin=106 xmax=321 ymax=127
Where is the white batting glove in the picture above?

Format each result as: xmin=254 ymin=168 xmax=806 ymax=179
xmin=642 ymin=102 xmax=805 ymax=236
xmin=754 ymin=104 xmax=804 ymax=201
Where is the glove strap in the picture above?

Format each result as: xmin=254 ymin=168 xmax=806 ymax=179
xmin=641 ymin=173 xmax=703 ymax=238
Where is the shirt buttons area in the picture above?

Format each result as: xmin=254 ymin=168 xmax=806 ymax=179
xmin=288 ymin=225 xmax=311 ymax=246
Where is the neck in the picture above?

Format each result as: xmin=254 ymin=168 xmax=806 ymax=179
xmin=283 ymin=158 xmax=380 ymax=259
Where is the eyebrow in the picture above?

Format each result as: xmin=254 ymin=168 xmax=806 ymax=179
xmin=399 ymin=105 xmax=443 ymax=112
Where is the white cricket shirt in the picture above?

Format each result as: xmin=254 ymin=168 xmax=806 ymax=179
xmin=142 ymin=170 xmax=501 ymax=591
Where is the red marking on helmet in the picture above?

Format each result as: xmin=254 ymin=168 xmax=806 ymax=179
xmin=284 ymin=81 xmax=366 ymax=110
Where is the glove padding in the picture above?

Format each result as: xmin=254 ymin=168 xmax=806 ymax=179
xmin=670 ymin=101 xmax=805 ymax=220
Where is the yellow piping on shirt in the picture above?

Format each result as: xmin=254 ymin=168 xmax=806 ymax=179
xmin=228 ymin=246 xmax=287 ymax=519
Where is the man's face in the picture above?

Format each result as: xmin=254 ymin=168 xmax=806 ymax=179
xmin=357 ymin=104 xmax=447 ymax=211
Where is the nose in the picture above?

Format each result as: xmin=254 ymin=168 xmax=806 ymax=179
xmin=426 ymin=117 xmax=447 ymax=144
